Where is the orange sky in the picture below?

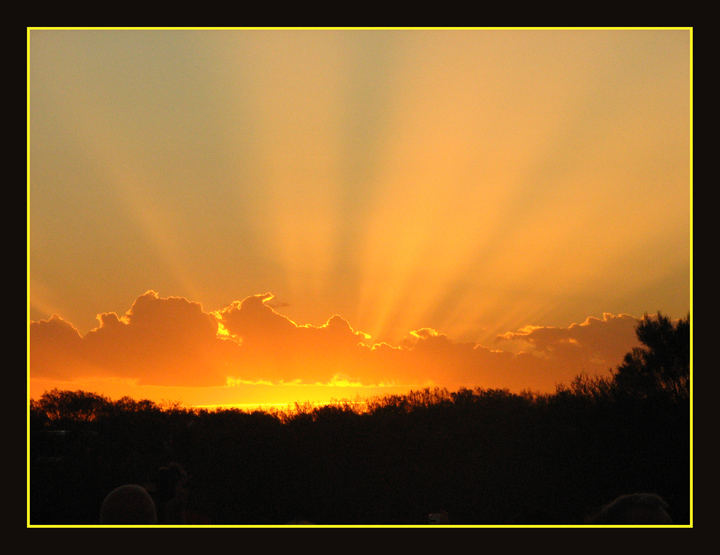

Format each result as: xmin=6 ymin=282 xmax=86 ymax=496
xmin=28 ymin=28 xmax=691 ymax=409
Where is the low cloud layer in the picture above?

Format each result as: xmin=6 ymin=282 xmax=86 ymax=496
xmin=30 ymin=291 xmax=642 ymax=395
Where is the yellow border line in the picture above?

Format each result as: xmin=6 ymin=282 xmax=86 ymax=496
xmin=688 ymin=27 xmax=694 ymax=528
xmin=28 ymin=524 xmax=693 ymax=529
xmin=26 ymin=26 xmax=32 ymax=528
xmin=25 ymin=25 xmax=694 ymax=530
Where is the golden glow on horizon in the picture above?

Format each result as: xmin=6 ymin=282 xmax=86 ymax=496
xmin=190 ymin=399 xmax=373 ymax=416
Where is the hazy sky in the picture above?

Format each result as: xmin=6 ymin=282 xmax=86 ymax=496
xmin=28 ymin=28 xmax=691 ymax=408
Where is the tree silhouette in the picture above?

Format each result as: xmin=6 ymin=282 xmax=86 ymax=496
xmin=29 ymin=380 xmax=690 ymax=524
xmin=613 ymin=311 xmax=690 ymax=398
xmin=32 ymin=389 xmax=112 ymax=424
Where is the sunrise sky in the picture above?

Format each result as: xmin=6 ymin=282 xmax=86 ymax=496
xmin=28 ymin=28 xmax=691 ymax=410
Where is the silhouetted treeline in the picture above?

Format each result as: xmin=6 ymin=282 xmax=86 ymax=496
xmin=29 ymin=312 xmax=690 ymax=525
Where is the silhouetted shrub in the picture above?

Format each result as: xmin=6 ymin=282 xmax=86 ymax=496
xmin=613 ymin=311 xmax=689 ymax=399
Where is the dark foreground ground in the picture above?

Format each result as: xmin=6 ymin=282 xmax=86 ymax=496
xmin=29 ymin=383 xmax=690 ymax=526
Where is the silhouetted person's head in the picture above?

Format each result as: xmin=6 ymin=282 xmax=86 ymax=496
xmin=156 ymin=462 xmax=188 ymax=502
xmin=99 ymin=484 xmax=158 ymax=524
xmin=153 ymin=462 xmax=189 ymax=524
xmin=588 ymin=493 xmax=672 ymax=524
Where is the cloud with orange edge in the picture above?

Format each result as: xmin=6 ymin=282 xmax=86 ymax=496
xmin=494 ymin=313 xmax=641 ymax=367
xmin=30 ymin=290 xmax=642 ymax=393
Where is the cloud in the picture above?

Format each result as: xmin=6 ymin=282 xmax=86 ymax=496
xmin=30 ymin=291 xmax=642 ymax=393
xmin=494 ymin=313 xmax=640 ymax=368
xmin=31 ymin=291 xmax=243 ymax=386
xmin=215 ymin=293 xmax=373 ymax=383
xmin=30 ymin=314 xmax=84 ymax=379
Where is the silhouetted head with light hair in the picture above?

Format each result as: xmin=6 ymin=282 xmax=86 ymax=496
xmin=587 ymin=492 xmax=672 ymax=524
xmin=99 ymin=484 xmax=158 ymax=524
